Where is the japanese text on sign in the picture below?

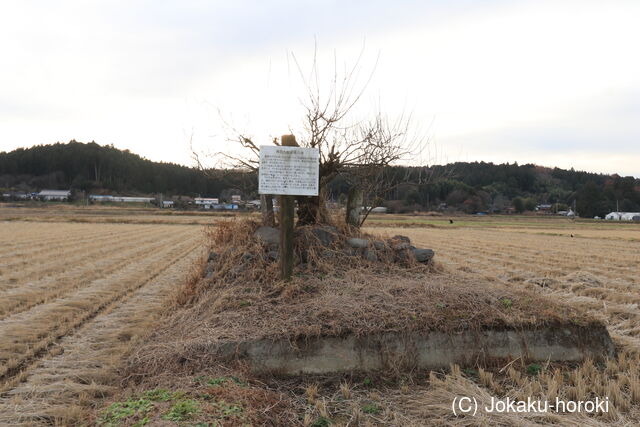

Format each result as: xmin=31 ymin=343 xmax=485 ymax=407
xmin=258 ymin=145 xmax=319 ymax=196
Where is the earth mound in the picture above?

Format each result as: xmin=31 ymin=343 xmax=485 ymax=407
xmin=125 ymin=219 xmax=613 ymax=380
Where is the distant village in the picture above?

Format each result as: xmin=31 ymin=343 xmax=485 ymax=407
xmin=0 ymin=189 xmax=256 ymax=211
xmin=2 ymin=189 xmax=639 ymax=221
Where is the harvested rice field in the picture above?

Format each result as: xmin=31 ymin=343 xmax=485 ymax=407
xmin=0 ymin=219 xmax=205 ymax=425
xmin=1 ymin=210 xmax=640 ymax=426
xmin=364 ymin=221 xmax=640 ymax=425
xmin=0 ymin=203 xmax=251 ymax=225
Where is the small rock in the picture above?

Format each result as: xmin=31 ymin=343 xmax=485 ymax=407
xmin=373 ymin=240 xmax=386 ymax=250
xmin=267 ymin=250 xmax=279 ymax=261
xmin=412 ymin=248 xmax=435 ymax=263
xmin=320 ymin=249 xmax=335 ymax=258
xmin=208 ymin=251 xmax=218 ymax=262
xmin=310 ymin=225 xmax=339 ymax=247
xmin=389 ymin=235 xmax=412 ymax=250
xmin=204 ymin=261 xmax=215 ymax=278
xmin=363 ymin=249 xmax=378 ymax=262
xmin=394 ymin=249 xmax=411 ymax=262
xmin=392 ymin=241 xmax=411 ymax=250
xmin=347 ymin=237 xmax=369 ymax=249
xmin=254 ymin=226 xmax=280 ymax=245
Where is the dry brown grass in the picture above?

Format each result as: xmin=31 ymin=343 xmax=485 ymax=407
xmin=3 ymin=211 xmax=639 ymax=425
xmin=110 ymin=217 xmax=639 ymax=426
xmin=123 ymin=219 xmax=594 ymax=383
xmin=0 ymin=220 xmax=206 ymax=425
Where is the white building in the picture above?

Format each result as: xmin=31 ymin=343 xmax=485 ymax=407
xmin=38 ymin=189 xmax=71 ymax=201
xmin=89 ymin=195 xmax=154 ymax=203
xmin=111 ymin=196 xmax=154 ymax=203
xmin=195 ymin=197 xmax=218 ymax=208
xmin=162 ymin=200 xmax=174 ymax=208
xmin=369 ymin=206 xmax=388 ymax=213
xmin=89 ymin=195 xmax=114 ymax=202
xmin=605 ymin=212 xmax=640 ymax=221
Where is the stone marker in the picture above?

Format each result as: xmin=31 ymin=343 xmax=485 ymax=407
xmin=346 ymin=237 xmax=369 ymax=248
xmin=254 ymin=226 xmax=280 ymax=246
xmin=345 ymin=187 xmax=363 ymax=227
xmin=412 ymin=248 xmax=435 ymax=263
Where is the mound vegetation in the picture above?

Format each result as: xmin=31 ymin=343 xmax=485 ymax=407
xmin=125 ymin=219 xmax=592 ymax=378
xmin=91 ymin=216 xmax=614 ymax=425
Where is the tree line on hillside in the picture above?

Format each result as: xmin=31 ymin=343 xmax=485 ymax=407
xmin=1 ymin=141 xmax=638 ymax=218
xmin=0 ymin=141 xmax=251 ymax=197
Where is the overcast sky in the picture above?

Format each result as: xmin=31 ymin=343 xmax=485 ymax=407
xmin=1 ymin=0 xmax=639 ymax=177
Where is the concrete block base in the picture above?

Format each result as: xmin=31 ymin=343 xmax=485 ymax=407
xmin=214 ymin=324 xmax=615 ymax=375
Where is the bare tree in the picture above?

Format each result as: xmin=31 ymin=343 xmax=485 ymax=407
xmin=197 ymin=48 xmax=431 ymax=226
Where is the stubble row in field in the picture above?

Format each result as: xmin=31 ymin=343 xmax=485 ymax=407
xmin=0 ymin=221 xmax=205 ymax=425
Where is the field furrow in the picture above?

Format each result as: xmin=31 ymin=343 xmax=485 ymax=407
xmin=0 ymin=228 xmax=202 ymax=388
xmin=0 ymin=222 xmax=116 ymax=256
xmin=0 ymin=225 xmax=152 ymax=272
xmin=0 ymin=230 xmax=204 ymax=425
xmin=0 ymin=227 xmax=198 ymax=319
xmin=0 ymin=227 xmax=161 ymax=289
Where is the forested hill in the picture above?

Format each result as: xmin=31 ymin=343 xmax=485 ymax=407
xmin=1 ymin=141 xmax=639 ymax=217
xmin=372 ymin=163 xmax=640 ymax=217
xmin=0 ymin=141 xmax=244 ymax=196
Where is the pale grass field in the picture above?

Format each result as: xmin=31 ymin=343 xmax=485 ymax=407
xmin=0 ymin=220 xmax=205 ymax=425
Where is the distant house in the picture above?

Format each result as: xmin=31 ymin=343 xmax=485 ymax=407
xmin=246 ymin=200 xmax=261 ymax=209
xmin=111 ymin=196 xmax=154 ymax=203
xmin=195 ymin=197 xmax=218 ymax=209
xmin=0 ymin=192 xmax=25 ymax=200
xmin=89 ymin=195 xmax=154 ymax=203
xmin=535 ymin=204 xmax=553 ymax=212
xmin=89 ymin=195 xmax=114 ymax=202
xmin=605 ymin=212 xmax=640 ymax=221
xmin=231 ymin=195 xmax=242 ymax=203
xmin=370 ymin=206 xmax=388 ymax=213
xmin=606 ymin=212 xmax=622 ymax=220
xmin=38 ymin=189 xmax=71 ymax=201
xmin=162 ymin=200 xmax=174 ymax=208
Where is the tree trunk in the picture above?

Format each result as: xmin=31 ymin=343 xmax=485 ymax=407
xmin=296 ymin=195 xmax=319 ymax=225
xmin=297 ymin=185 xmax=330 ymax=225
xmin=260 ymin=194 xmax=275 ymax=226
xmin=346 ymin=186 xmax=363 ymax=228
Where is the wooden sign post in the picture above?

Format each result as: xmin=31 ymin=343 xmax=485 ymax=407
xmin=258 ymin=136 xmax=319 ymax=280
xmin=279 ymin=135 xmax=297 ymax=280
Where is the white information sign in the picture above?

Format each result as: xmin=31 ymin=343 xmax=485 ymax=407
xmin=259 ymin=145 xmax=319 ymax=196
